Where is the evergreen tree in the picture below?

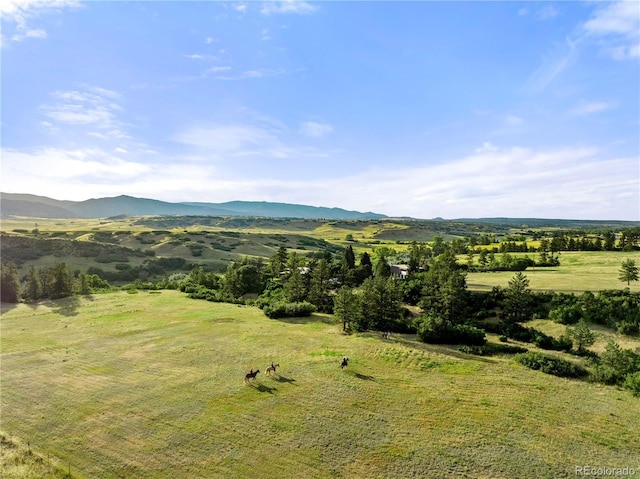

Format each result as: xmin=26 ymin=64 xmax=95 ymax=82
xmin=1 ymin=262 xmax=21 ymax=303
xmin=418 ymin=251 xmax=467 ymax=323
xmin=343 ymin=245 xmax=356 ymax=270
xmin=355 ymin=252 xmax=373 ymax=284
xmin=23 ymin=265 xmax=42 ymax=302
xmin=619 ymin=259 xmax=639 ymax=286
xmin=502 ymin=272 xmax=533 ymax=324
xmin=360 ymin=276 xmax=402 ymax=331
xmin=333 ymin=286 xmax=363 ymax=332
xmin=48 ymin=263 xmax=74 ymax=299
xmin=284 ymin=265 xmax=306 ymax=303
xmin=307 ymin=259 xmax=332 ymax=313
xmin=568 ymin=319 xmax=595 ymax=351
xmin=374 ymin=257 xmax=391 ymax=278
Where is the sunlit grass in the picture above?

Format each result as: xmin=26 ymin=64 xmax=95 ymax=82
xmin=466 ymin=251 xmax=640 ymax=293
xmin=2 ymin=291 xmax=639 ymax=478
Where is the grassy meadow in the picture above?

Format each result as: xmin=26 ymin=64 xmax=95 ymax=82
xmin=466 ymin=251 xmax=640 ymax=293
xmin=2 ymin=290 xmax=640 ymax=479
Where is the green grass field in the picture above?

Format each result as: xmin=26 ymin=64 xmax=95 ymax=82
xmin=2 ymin=291 xmax=639 ymax=478
xmin=466 ymin=251 xmax=640 ymax=293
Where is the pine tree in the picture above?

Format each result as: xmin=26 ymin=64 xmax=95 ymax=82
xmin=568 ymin=319 xmax=595 ymax=351
xmin=502 ymin=272 xmax=533 ymax=324
xmin=1 ymin=262 xmax=21 ymax=303
xmin=619 ymin=259 xmax=639 ymax=286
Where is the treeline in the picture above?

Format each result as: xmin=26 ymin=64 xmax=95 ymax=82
xmin=0 ymin=256 xmax=193 ymax=302
xmin=1 ymin=262 xmax=111 ymax=302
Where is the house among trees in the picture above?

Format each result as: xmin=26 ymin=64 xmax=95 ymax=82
xmin=390 ymin=264 xmax=410 ymax=279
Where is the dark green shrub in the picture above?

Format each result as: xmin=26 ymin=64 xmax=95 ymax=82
xmin=618 ymin=321 xmax=639 ymax=336
xmin=263 ymin=301 xmax=317 ymax=319
xmin=549 ymin=304 xmax=583 ymax=325
xmin=515 ymin=352 xmax=587 ymax=378
xmin=624 ymin=372 xmax=640 ymax=397
xmin=590 ymin=365 xmax=622 ymax=385
xmin=416 ymin=315 xmax=486 ymax=346
xmin=459 ymin=343 xmax=528 ymax=356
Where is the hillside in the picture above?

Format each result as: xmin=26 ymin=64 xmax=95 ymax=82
xmin=1 ymin=193 xmax=387 ymax=220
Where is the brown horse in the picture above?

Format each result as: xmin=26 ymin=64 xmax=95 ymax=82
xmin=266 ymin=363 xmax=280 ymax=376
xmin=244 ymin=369 xmax=260 ymax=382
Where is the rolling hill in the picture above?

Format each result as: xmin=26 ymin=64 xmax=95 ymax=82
xmin=0 ymin=193 xmax=387 ymax=220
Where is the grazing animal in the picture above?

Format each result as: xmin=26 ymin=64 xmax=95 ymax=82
xmin=341 ymin=357 xmax=349 ymax=369
xmin=245 ymin=369 xmax=260 ymax=382
xmin=266 ymin=363 xmax=280 ymax=376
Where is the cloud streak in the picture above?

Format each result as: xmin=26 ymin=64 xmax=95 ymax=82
xmin=1 ymin=0 xmax=80 ymax=44
xmin=3 ymin=143 xmax=637 ymax=220
xmin=40 ymin=86 xmax=130 ymax=139
xmin=260 ymin=0 xmax=318 ymax=16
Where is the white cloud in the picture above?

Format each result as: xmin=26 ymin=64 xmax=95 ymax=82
xmin=536 ymin=6 xmax=558 ymax=21
xmin=11 ymin=27 xmax=46 ymax=41
xmin=570 ymin=101 xmax=616 ymax=115
xmin=524 ymin=36 xmax=579 ymax=93
xmin=213 ymin=68 xmax=285 ymax=80
xmin=184 ymin=53 xmax=219 ymax=61
xmin=40 ymin=86 xmax=131 ymax=140
xmin=3 ymin=143 xmax=637 ymax=220
xmin=475 ymin=142 xmax=498 ymax=153
xmin=173 ymin=124 xmax=278 ymax=153
xmin=299 ymin=121 xmax=333 ymax=138
xmin=261 ymin=0 xmax=318 ymax=16
xmin=1 ymin=0 xmax=80 ymax=44
xmin=505 ymin=115 xmax=524 ymax=126
xmin=582 ymin=0 xmax=640 ymax=60
xmin=172 ymin=120 xmax=333 ymax=160
xmin=1 ymin=146 xmax=220 ymax=201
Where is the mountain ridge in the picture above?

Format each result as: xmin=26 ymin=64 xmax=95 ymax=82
xmin=0 ymin=193 xmax=387 ymax=220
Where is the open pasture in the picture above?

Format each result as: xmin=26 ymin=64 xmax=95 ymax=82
xmin=466 ymin=251 xmax=640 ymax=293
xmin=2 ymin=291 xmax=639 ymax=478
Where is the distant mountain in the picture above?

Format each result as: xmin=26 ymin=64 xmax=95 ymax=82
xmin=0 ymin=193 xmax=387 ymax=220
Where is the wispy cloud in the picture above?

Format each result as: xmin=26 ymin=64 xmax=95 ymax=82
xmin=184 ymin=53 xmax=219 ymax=61
xmin=299 ymin=121 xmax=333 ymax=138
xmin=172 ymin=118 xmax=333 ymax=160
xmin=523 ymin=36 xmax=579 ymax=93
xmin=4 ymin=143 xmax=636 ymax=220
xmin=536 ymin=6 xmax=558 ymax=21
xmin=40 ymin=85 xmax=131 ymax=140
xmin=1 ymin=0 xmax=80 ymax=44
xmin=518 ymin=5 xmax=558 ymax=21
xmin=582 ymin=0 xmax=640 ymax=60
xmin=570 ymin=101 xmax=616 ymax=116
xmin=261 ymin=0 xmax=318 ymax=16
xmin=213 ymin=68 xmax=285 ymax=80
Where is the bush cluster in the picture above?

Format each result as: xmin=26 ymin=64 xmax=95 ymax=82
xmin=416 ymin=315 xmax=486 ymax=346
xmin=263 ymin=301 xmax=316 ymax=319
xmin=515 ymin=352 xmax=587 ymax=378
xmin=458 ymin=343 xmax=528 ymax=356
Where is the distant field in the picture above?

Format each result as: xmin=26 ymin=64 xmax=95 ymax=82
xmin=466 ymin=251 xmax=640 ymax=293
xmin=2 ymin=291 xmax=639 ymax=479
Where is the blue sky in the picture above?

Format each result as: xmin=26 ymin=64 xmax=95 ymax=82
xmin=2 ymin=0 xmax=639 ymax=220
